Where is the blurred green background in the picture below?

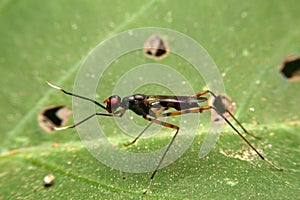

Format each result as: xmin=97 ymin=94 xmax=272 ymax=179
xmin=0 ymin=0 xmax=299 ymax=199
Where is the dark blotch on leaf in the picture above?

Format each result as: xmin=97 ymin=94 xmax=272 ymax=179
xmin=38 ymin=105 xmax=72 ymax=132
xmin=213 ymin=95 xmax=227 ymax=114
xmin=43 ymin=106 xmax=64 ymax=126
xmin=209 ymin=94 xmax=236 ymax=124
xmin=280 ymin=55 xmax=300 ymax=81
xmin=143 ymin=34 xmax=169 ymax=60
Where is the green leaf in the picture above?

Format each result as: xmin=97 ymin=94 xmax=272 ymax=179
xmin=1 ymin=0 xmax=299 ymax=199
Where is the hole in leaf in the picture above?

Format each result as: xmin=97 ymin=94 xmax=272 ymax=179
xmin=143 ymin=34 xmax=169 ymax=60
xmin=209 ymin=94 xmax=236 ymax=124
xmin=280 ymin=55 xmax=300 ymax=81
xmin=38 ymin=105 xmax=72 ymax=132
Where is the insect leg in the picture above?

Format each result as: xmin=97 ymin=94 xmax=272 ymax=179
xmin=208 ymin=90 xmax=262 ymax=139
xmin=125 ymin=106 xmax=205 ymax=146
xmin=142 ymin=116 xmax=179 ymax=194
xmin=158 ymin=106 xmax=212 ymax=117
xmin=126 ymin=107 xmax=211 ymax=146
xmin=210 ymin=106 xmax=283 ymax=171
xmin=226 ymin=111 xmax=262 ymax=139
xmin=46 ymin=81 xmax=107 ymax=110
xmin=194 ymin=90 xmax=261 ymax=139
xmin=194 ymin=90 xmax=210 ymax=97
xmin=124 ymin=121 xmax=154 ymax=146
xmin=54 ymin=112 xmax=114 ymax=130
xmin=157 ymin=106 xmax=283 ymax=171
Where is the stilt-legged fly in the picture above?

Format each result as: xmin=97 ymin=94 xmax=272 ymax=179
xmin=46 ymin=81 xmax=283 ymax=194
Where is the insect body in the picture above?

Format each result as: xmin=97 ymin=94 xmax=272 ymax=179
xmin=106 ymin=94 xmax=207 ymax=117
xmin=46 ymin=81 xmax=283 ymax=194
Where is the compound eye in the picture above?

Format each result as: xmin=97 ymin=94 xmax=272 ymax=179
xmin=104 ymin=95 xmax=121 ymax=113
xmin=109 ymin=95 xmax=121 ymax=111
xmin=110 ymin=96 xmax=120 ymax=107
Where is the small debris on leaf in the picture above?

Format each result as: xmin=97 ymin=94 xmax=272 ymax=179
xmin=43 ymin=174 xmax=55 ymax=187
